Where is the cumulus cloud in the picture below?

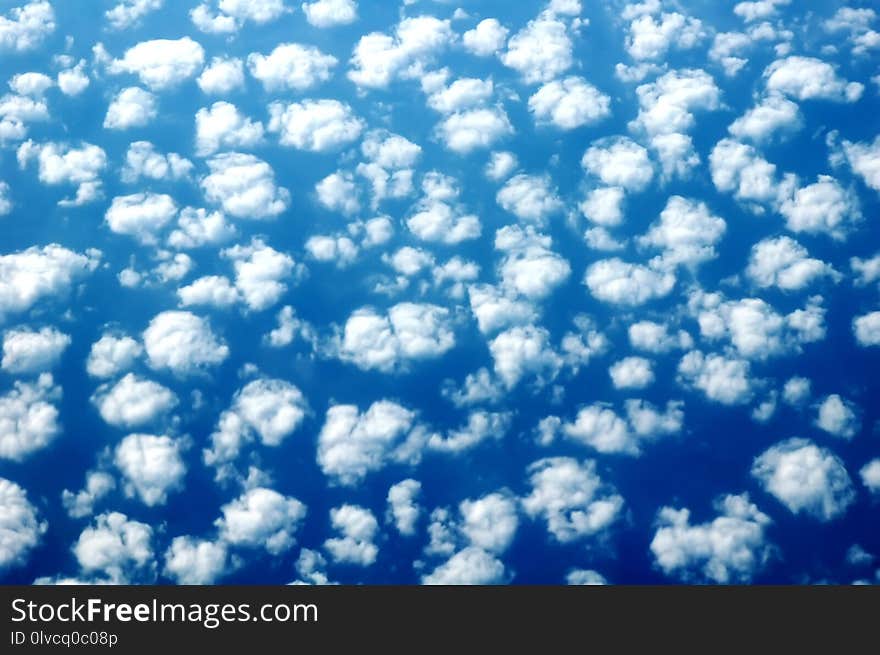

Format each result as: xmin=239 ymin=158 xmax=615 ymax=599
xmin=752 ymin=438 xmax=855 ymax=521
xmin=195 ymin=102 xmax=264 ymax=156
xmin=1 ymin=326 xmax=69 ymax=374
xmin=463 ymin=18 xmax=508 ymax=57
xmin=639 ymin=195 xmax=726 ymax=268
xmin=302 ymin=0 xmax=357 ymax=28
xmin=201 ymin=153 xmax=290 ymax=220
xmin=268 ymin=99 xmax=363 ymax=152
xmin=16 ymin=140 xmax=106 ymax=205
xmin=650 ymin=493 xmax=772 ymax=583
xmin=386 ymin=479 xmax=421 ymax=536
xmin=197 ymin=57 xmax=245 ymax=94
xmin=216 ymin=487 xmax=306 ymax=554
xmin=92 ymin=374 xmax=177 ymax=429
xmin=406 ymin=172 xmax=479 ymax=244
xmin=422 ymin=546 xmax=507 ymax=584
xmin=778 ymin=175 xmax=861 ymax=240
xmin=74 ymin=512 xmax=154 ymax=582
xmin=746 ymin=236 xmax=839 ymax=290
xmin=105 ymin=0 xmax=163 ymax=30
xmin=489 ymin=324 xmax=562 ymax=389
xmin=495 ymin=225 xmax=570 ymax=300
xmin=221 ymin=239 xmax=297 ymax=312
xmin=104 ymin=87 xmax=157 ymax=130
xmin=608 ymin=357 xmax=654 ymax=390
xmin=142 ymin=310 xmax=229 ymax=376
xmin=528 ymin=77 xmax=611 ymax=130
xmin=853 ymin=311 xmax=880 ymax=347
xmin=584 ymin=258 xmax=675 ymax=306
xmin=61 ymin=471 xmax=115 ymax=519
xmin=729 ymin=94 xmax=802 ymax=143
xmin=105 ymin=193 xmax=176 ymax=244
xmin=437 ymin=107 xmax=513 ymax=154
xmin=496 ymin=174 xmax=562 ymax=224
xmin=764 ymin=56 xmax=863 ymax=102
xmin=0 ymin=373 xmax=60 ymax=461
xmin=0 ymin=1 xmax=55 ymax=53
xmin=677 ymin=350 xmax=753 ymax=405
xmin=625 ymin=11 xmax=706 ymax=61
xmin=247 ymin=43 xmax=337 ymax=91
xmin=121 ymin=141 xmax=192 ymax=183
xmin=108 ymin=37 xmax=204 ymax=90
xmin=86 ymin=335 xmax=142 ymax=379
xmin=582 ymin=137 xmax=653 ymax=192
xmin=115 ymin=433 xmax=186 ymax=506
xmin=324 ymin=504 xmax=379 ymax=566
xmin=163 ymin=536 xmax=228 ymax=584
xmin=502 ymin=15 xmax=572 ymax=84
xmin=191 ymin=0 xmax=287 ymax=34
xmin=0 ymin=477 xmax=46 ymax=569
xmin=814 ymin=394 xmax=860 ymax=439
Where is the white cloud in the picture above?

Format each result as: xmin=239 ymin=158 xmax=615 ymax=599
xmin=201 ymin=153 xmax=290 ymax=220
xmin=386 ymin=479 xmax=421 ymax=536
xmin=778 ymin=175 xmax=860 ymax=240
xmin=85 ymin=335 xmax=141 ymax=379
xmin=709 ymin=138 xmax=784 ymax=206
xmin=463 ymin=18 xmax=508 ymax=57
xmin=105 ymin=193 xmax=176 ymax=244
xmin=305 ymin=235 xmax=359 ymax=267
xmin=580 ymin=186 xmax=624 ymax=226
xmin=9 ymin=72 xmax=53 ymax=96
xmin=348 ymin=15 xmax=453 ymax=89
xmin=178 ymin=276 xmax=239 ymax=309
xmin=92 ymin=373 xmax=177 ymax=429
xmin=853 ymin=311 xmax=880 ymax=347
xmin=489 ymin=325 xmax=562 ymax=389
xmin=302 ymin=0 xmax=357 ymax=28
xmin=559 ymin=399 xmax=681 ymax=455
xmin=191 ymin=0 xmax=287 ymax=34
xmin=639 ymin=195 xmax=726 ymax=268
xmin=197 ymin=57 xmax=245 ymax=95
xmin=2 ymin=326 xmax=69 ymax=374
xmin=528 ymin=76 xmax=611 ymax=130
xmin=108 ymin=37 xmax=205 ymax=90
xmin=0 ymin=1 xmax=55 ymax=53
xmin=324 ymin=504 xmax=379 ymax=566
xmin=840 ymin=136 xmax=880 ymax=193
xmin=57 ymin=61 xmax=89 ymax=96
xmin=468 ymin=284 xmax=537 ymax=335
xmin=523 ymin=456 xmax=624 ymax=543
xmin=851 ymin=253 xmax=880 ymax=287
xmin=0 ymin=181 xmax=10 ymax=216
xmin=163 ymin=536 xmax=228 ymax=584
xmin=222 ymin=239 xmax=297 ymax=312
xmin=0 ymin=477 xmax=46 ymax=569
xmin=315 ymin=171 xmax=360 ymax=215
xmin=121 ymin=141 xmax=192 ymax=183
xmin=0 ymin=373 xmax=60 ymax=461
xmin=709 ymin=31 xmax=751 ymax=76
xmin=443 ymin=367 xmax=504 ymax=408
xmin=581 ymin=137 xmax=653 ymax=192
xmin=631 ymin=69 xmax=721 ymax=138
xmin=496 ymin=225 xmax=570 ymax=299
xmin=459 ymin=492 xmax=518 ymax=554
xmin=746 ymin=236 xmax=838 ymax=290
xmin=496 ymin=174 xmax=562 ymax=224
xmin=628 ymin=320 xmax=691 ymax=354
xmin=677 ymin=350 xmax=753 ymax=405
xmin=782 ymin=376 xmax=811 ymax=406
xmin=317 ymin=400 xmax=426 ymax=485
xmin=406 ymin=175 xmax=480 ymax=244
xmin=195 ymin=102 xmax=264 ymax=156
xmin=502 ymin=15 xmax=572 ymax=84
xmin=764 ymin=56 xmax=863 ymax=102
xmin=584 ymin=258 xmax=675 ymax=306
xmin=422 ymin=546 xmax=507 ymax=584
xmin=216 ymin=487 xmax=306 ymax=554
xmin=566 ymin=569 xmax=607 ymax=585
xmin=729 ymin=94 xmax=802 ymax=143
xmin=427 ymin=77 xmax=493 ymax=114
xmin=437 ymin=107 xmax=513 ymax=154
xmin=650 ymin=493 xmax=772 ymax=583
xmin=337 ymin=303 xmax=455 ymax=373
xmin=734 ymin=0 xmax=790 ymax=22
xmin=860 ymin=460 xmax=880 ymax=495
xmin=485 ymin=151 xmax=518 ymax=181
xmin=61 ymin=471 xmax=115 ymax=519
xmin=105 ymin=0 xmax=163 ymax=30
xmin=609 ymin=356 xmax=654 ymax=390
xmin=815 ymin=394 xmax=860 ymax=439
xmin=0 ymin=244 xmax=99 ymax=321
xmin=114 ymin=433 xmax=186 ymax=506
xmin=427 ymin=410 xmax=511 ymax=453
xmin=142 ymin=310 xmax=229 ymax=376
xmin=626 ymin=11 xmax=705 ymax=61
xmin=247 ymin=43 xmax=337 ymax=92
xmin=74 ymin=512 xmax=154 ymax=582
xmin=103 ymin=87 xmax=157 ymax=130
xmin=752 ymin=438 xmax=855 ymax=521
xmin=268 ymin=99 xmax=363 ymax=152
xmin=168 ymin=207 xmax=236 ymax=249
xmin=16 ymin=140 xmax=106 ymax=206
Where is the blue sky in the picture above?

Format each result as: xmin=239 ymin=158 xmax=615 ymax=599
xmin=0 ymin=0 xmax=879 ymax=585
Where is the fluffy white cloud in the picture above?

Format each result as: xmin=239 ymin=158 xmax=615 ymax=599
xmin=609 ymin=356 xmax=654 ymax=390
xmin=559 ymin=399 xmax=682 ymax=455
xmin=650 ymin=493 xmax=772 ymax=583
xmin=86 ymin=334 xmax=142 ymax=378
xmin=305 ymin=235 xmax=358 ymax=267
xmin=422 ymin=546 xmax=507 ymax=584
xmin=502 ymin=15 xmax=572 ymax=84
xmin=115 ymin=433 xmax=186 ymax=506
xmin=168 ymin=207 xmax=236 ymax=249
xmin=0 ymin=181 xmax=10 ymax=216
xmin=584 ymin=258 xmax=675 ymax=306
xmin=752 ymin=438 xmax=855 ymax=521
xmin=632 ymin=69 xmax=721 ymax=138
xmin=437 ymin=107 xmax=513 ymax=154
xmin=427 ymin=410 xmax=511 ymax=453
xmin=108 ymin=37 xmax=205 ymax=90
xmin=247 ymin=43 xmax=337 ymax=91
xmin=386 ymin=479 xmax=421 ymax=536
xmin=317 ymin=400 xmax=426 ymax=485
xmin=734 ymin=0 xmax=790 ymax=22
xmin=0 ymin=477 xmax=46 ymax=569
xmin=840 ymin=136 xmax=880 ymax=193
xmin=74 ymin=512 xmax=154 ymax=582
xmin=9 ymin=72 xmax=53 ymax=96
xmin=0 ymin=1 xmax=55 ymax=53
xmin=485 ymin=151 xmax=518 ymax=181
xmin=815 ymin=394 xmax=860 ymax=439
xmin=16 ymin=140 xmax=106 ymax=206
xmin=201 ymin=153 xmax=290 ymax=220
xmin=467 ymin=284 xmax=536 ymax=335
xmin=315 ymin=171 xmax=360 ymax=215
xmin=197 ymin=57 xmax=245 ymax=94
xmin=302 ymin=0 xmax=357 ymax=28
xmin=528 ymin=77 xmax=611 ymax=130
xmin=103 ymin=87 xmax=157 ymax=130
xmin=778 ymin=175 xmax=860 ymax=240
xmin=105 ymin=0 xmax=163 ymax=30
xmin=495 ymin=225 xmax=570 ymax=299
xmin=853 ymin=311 xmax=880 ymax=347
xmin=163 ymin=536 xmax=228 ymax=584
xmin=580 ymin=186 xmax=625 ymax=226
xmin=204 ymin=378 xmax=308 ymax=470
xmin=105 ymin=193 xmax=176 ymax=244
xmin=324 ymin=504 xmax=379 ymax=566
xmin=216 ymin=487 xmax=306 ymax=554
xmin=628 ymin=320 xmax=691 ymax=354
xmin=177 ymin=276 xmax=239 ymax=309
xmin=463 ymin=18 xmax=508 ymax=57
xmin=406 ymin=173 xmax=480 ymax=244
xmin=746 ymin=236 xmax=838 ymax=290
xmin=729 ymin=94 xmax=802 ymax=142
xmin=489 ymin=324 xmax=562 ymax=389
xmin=121 ymin=141 xmax=192 ymax=183
xmin=626 ymin=11 xmax=706 ymax=61
xmin=337 ymin=303 xmax=454 ymax=373
xmin=195 ymin=102 xmax=263 ymax=156
xmin=427 ymin=77 xmax=494 ymax=114
xmin=1 ymin=326 xmax=69 ymax=374
xmin=142 ymin=310 xmax=229 ymax=376
xmin=496 ymin=174 xmax=562 ymax=224
xmin=268 ymin=99 xmax=363 ymax=152
xmin=61 ymin=471 xmax=115 ymax=519
xmin=92 ymin=374 xmax=177 ymax=429
xmin=582 ymin=137 xmax=653 ymax=192
xmin=221 ymin=239 xmax=297 ymax=312
xmin=459 ymin=492 xmax=518 ymax=554
xmin=0 ymin=244 xmax=99 ymax=321
xmin=56 ymin=61 xmax=89 ymax=96
xmin=0 ymin=373 xmax=60 ymax=461
xmin=523 ymin=457 xmax=624 ymax=543
xmin=860 ymin=460 xmax=880 ymax=495
xmin=764 ymin=56 xmax=863 ymax=102
xmin=639 ymin=195 xmax=726 ymax=268
xmin=678 ymin=350 xmax=753 ymax=405
xmin=348 ymin=15 xmax=453 ymax=89
xmin=709 ymin=138 xmax=783 ymax=206
xmin=191 ymin=0 xmax=287 ymax=34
